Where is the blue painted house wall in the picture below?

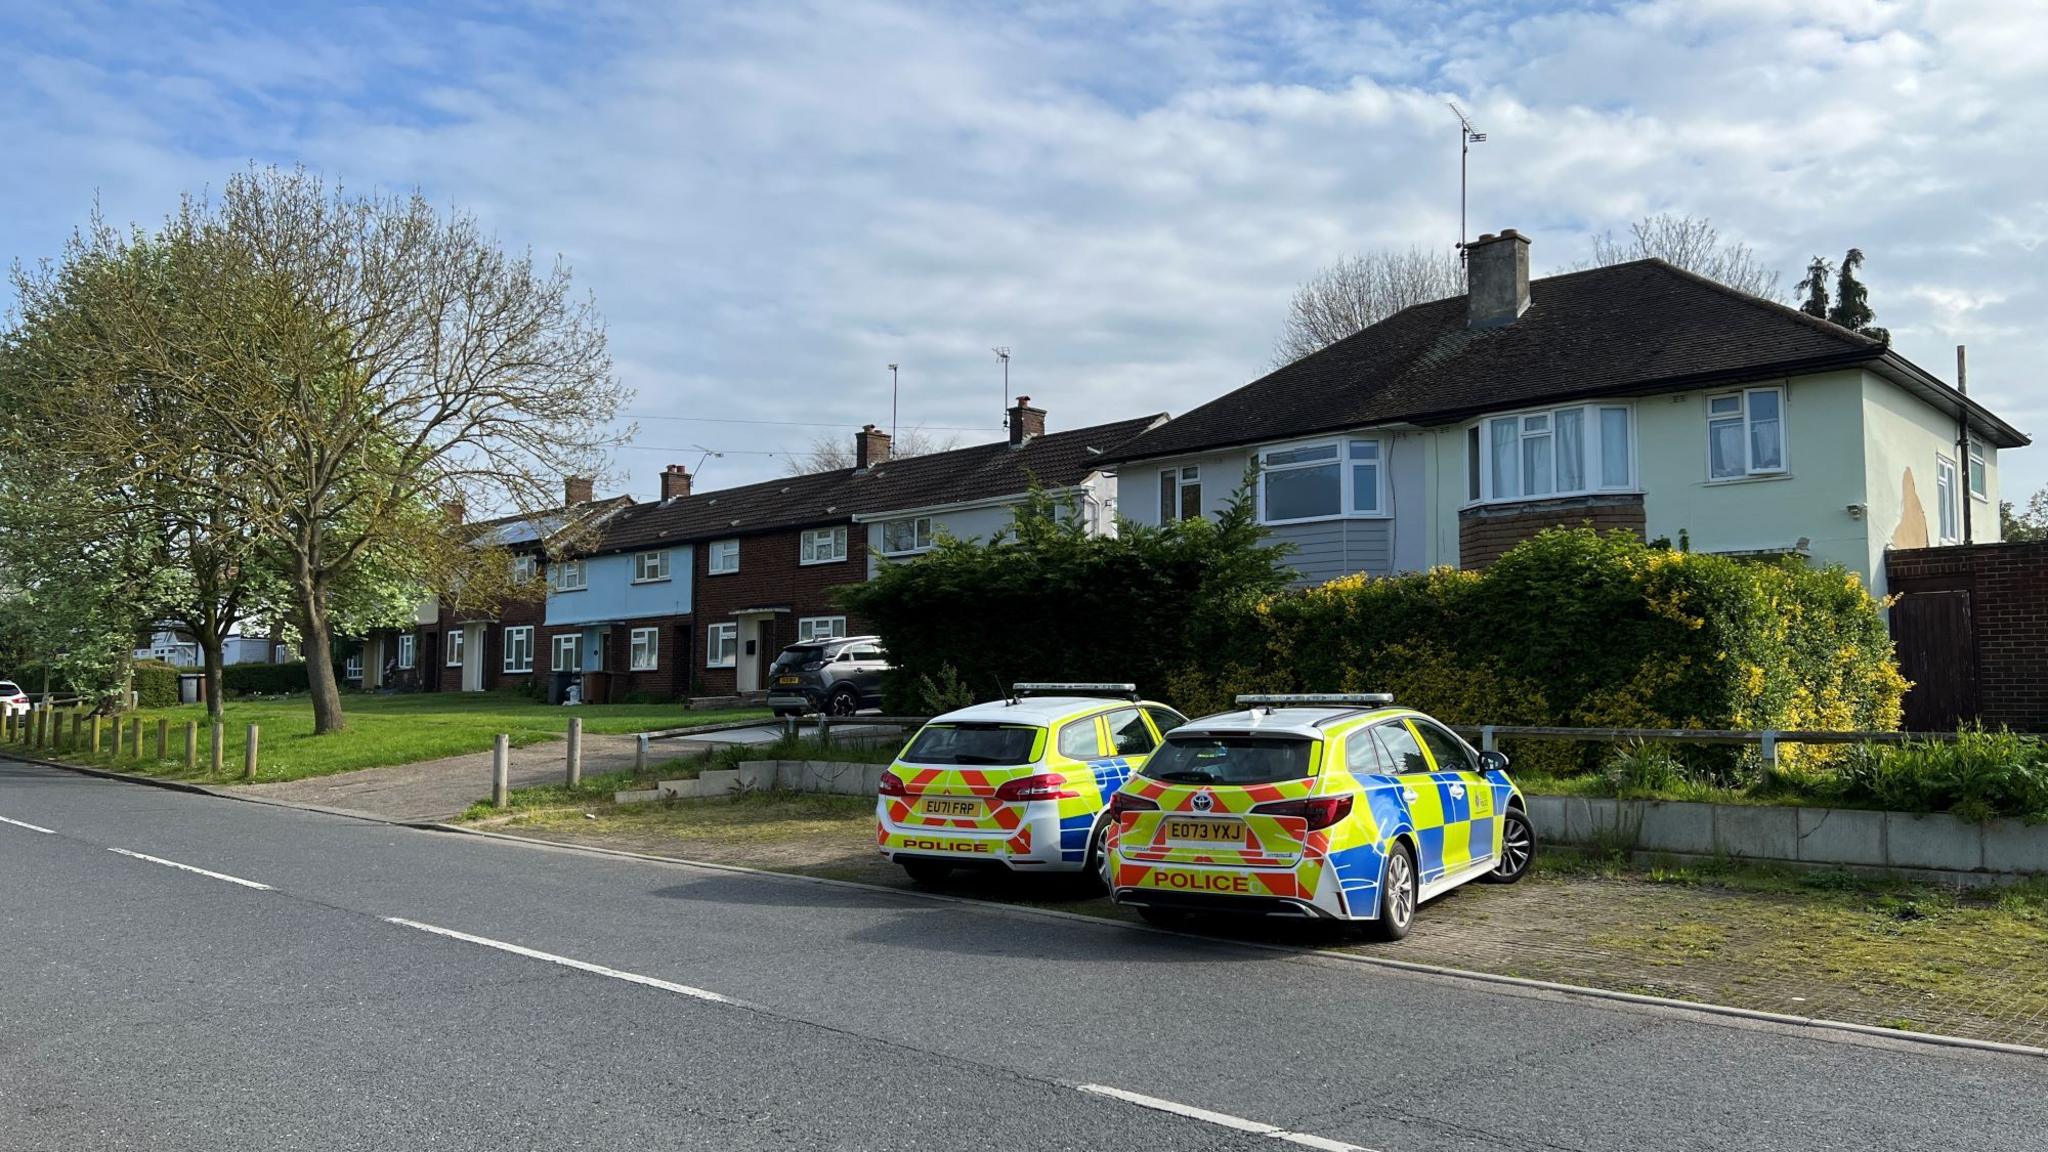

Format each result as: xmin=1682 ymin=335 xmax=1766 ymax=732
xmin=544 ymin=546 xmax=694 ymax=628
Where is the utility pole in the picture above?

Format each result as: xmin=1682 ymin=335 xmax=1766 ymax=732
xmin=888 ymin=363 xmax=899 ymax=443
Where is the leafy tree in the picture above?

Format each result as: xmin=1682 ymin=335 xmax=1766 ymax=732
xmin=1 ymin=166 xmax=627 ymax=734
xmin=1272 ymin=247 xmax=1462 ymax=366
xmin=2002 ymin=486 xmax=2048 ymax=542
xmin=1797 ymin=255 xmax=1833 ymax=320
xmin=1827 ymin=247 xmax=1890 ymax=345
xmin=1582 ymin=213 xmax=1782 ymax=299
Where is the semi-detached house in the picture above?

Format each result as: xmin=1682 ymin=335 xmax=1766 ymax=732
xmin=522 ymin=399 xmax=1161 ymax=702
xmin=1105 ymin=229 xmax=2028 ymax=597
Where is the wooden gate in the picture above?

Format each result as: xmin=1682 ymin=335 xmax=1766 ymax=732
xmin=1890 ymin=590 xmax=1978 ymax=731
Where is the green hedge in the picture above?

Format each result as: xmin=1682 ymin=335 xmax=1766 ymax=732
xmin=131 ymin=661 xmax=181 ymax=708
xmin=221 ymin=661 xmax=310 ymax=696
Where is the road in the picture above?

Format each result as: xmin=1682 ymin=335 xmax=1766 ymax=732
xmin=2 ymin=759 xmax=2042 ymax=1152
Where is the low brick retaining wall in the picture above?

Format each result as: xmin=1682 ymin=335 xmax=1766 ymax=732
xmin=1526 ymin=795 xmax=2048 ymax=881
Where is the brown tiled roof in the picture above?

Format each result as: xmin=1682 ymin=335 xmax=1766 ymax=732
xmin=1106 ymin=259 xmax=2026 ymax=463
xmin=463 ymin=495 xmax=634 ymax=552
xmin=593 ymin=413 xmax=1164 ymax=553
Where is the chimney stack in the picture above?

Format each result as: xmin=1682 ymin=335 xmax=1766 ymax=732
xmin=660 ymin=464 xmax=693 ymax=501
xmin=855 ymin=424 xmax=892 ymax=470
xmin=1466 ymin=229 xmax=1531 ymax=329
xmin=1008 ymin=396 xmax=1046 ymax=447
xmin=563 ymin=476 xmax=594 ymax=505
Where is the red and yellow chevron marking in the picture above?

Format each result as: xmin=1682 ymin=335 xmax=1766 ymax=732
xmin=886 ymin=767 xmax=1029 ymax=832
xmin=1115 ymin=862 xmax=1301 ymax=900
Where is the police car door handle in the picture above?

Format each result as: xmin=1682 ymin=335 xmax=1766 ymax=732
xmin=1449 ymin=783 xmax=1466 ymax=799
xmin=1401 ymin=787 xmax=1420 ymax=802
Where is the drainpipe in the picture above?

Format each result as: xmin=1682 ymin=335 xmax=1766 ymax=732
xmin=1957 ymin=345 xmax=1972 ymax=546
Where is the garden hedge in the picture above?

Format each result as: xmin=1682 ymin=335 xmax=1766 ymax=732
xmin=131 ymin=660 xmax=181 ymax=708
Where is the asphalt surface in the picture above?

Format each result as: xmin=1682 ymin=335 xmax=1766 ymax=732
xmin=3 ymin=759 xmax=2043 ymax=1152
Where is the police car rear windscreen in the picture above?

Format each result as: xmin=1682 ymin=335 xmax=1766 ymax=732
xmin=1141 ymin=736 xmax=1314 ymax=786
xmin=902 ymin=724 xmax=1039 ymax=766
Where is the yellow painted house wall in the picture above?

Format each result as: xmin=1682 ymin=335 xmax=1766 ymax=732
xmin=1861 ymin=369 xmax=2000 ymax=584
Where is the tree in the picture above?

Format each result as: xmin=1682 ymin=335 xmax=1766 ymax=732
xmin=1827 ymin=247 xmax=1890 ymax=345
xmin=3 ymin=166 xmax=628 ymax=734
xmin=1583 ymin=213 xmax=1783 ymax=299
xmin=1797 ymin=255 xmax=1832 ymax=320
xmin=2002 ymin=486 xmax=2048 ymax=542
xmin=782 ymin=426 xmax=960 ymax=475
xmin=1272 ymin=247 xmax=1462 ymax=366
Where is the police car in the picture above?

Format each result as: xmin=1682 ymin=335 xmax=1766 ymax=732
xmin=1105 ymin=694 xmax=1531 ymax=940
xmin=877 ymin=684 xmax=1188 ymax=886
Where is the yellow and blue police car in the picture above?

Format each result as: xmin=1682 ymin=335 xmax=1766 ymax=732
xmin=877 ymin=684 xmax=1188 ymax=886
xmin=1105 ymin=693 xmax=1531 ymax=940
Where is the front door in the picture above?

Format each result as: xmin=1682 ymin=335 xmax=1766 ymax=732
xmin=461 ymin=624 xmax=486 ymax=692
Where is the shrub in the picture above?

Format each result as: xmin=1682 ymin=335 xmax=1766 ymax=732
xmin=130 ymin=661 xmax=181 ymax=708
xmin=221 ymin=661 xmax=310 ymax=696
xmin=1834 ymin=729 xmax=2048 ymax=823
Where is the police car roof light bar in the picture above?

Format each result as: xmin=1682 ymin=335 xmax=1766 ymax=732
xmin=1236 ymin=692 xmax=1394 ymax=715
xmin=1012 ymin=682 xmax=1140 ymax=700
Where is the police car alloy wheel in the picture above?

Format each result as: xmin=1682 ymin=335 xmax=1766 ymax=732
xmin=1364 ymin=842 xmax=1417 ymax=942
xmin=1482 ymin=808 xmax=1534 ymax=885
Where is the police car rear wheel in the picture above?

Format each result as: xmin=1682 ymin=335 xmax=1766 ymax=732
xmin=1362 ymin=842 xmax=1417 ymax=942
xmin=1082 ymin=819 xmax=1112 ymax=893
xmin=901 ymin=859 xmax=951 ymax=886
xmin=1481 ymin=807 xmax=1534 ymax=885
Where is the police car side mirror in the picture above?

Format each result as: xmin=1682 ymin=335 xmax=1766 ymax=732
xmin=1479 ymin=750 xmax=1509 ymax=773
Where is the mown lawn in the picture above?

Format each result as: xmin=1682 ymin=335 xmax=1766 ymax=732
xmin=26 ymin=692 xmax=765 ymax=785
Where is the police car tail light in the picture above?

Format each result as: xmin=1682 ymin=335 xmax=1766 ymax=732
xmin=1107 ymin=792 xmax=1158 ymax=817
xmin=877 ymin=774 xmax=909 ymax=798
xmin=995 ymin=774 xmax=1081 ymax=802
xmin=1253 ymin=795 xmax=1353 ymax=830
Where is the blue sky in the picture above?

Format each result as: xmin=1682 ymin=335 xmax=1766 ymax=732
xmin=4 ymin=0 xmax=2044 ymax=503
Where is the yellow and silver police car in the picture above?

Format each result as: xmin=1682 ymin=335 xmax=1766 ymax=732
xmin=1105 ymin=693 xmax=1531 ymax=939
xmin=877 ymin=684 xmax=1188 ymax=886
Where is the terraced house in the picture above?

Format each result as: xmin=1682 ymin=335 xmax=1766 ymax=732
xmin=509 ymin=399 xmax=1161 ymax=702
xmin=1106 ymin=229 xmax=2028 ymax=597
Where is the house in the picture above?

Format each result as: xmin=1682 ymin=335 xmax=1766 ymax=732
xmin=134 ymin=627 xmax=287 ymax=668
xmin=381 ymin=478 xmax=633 ymax=695
xmin=533 ymin=399 xmax=1162 ymax=701
xmin=1105 ymin=229 xmax=2028 ymax=597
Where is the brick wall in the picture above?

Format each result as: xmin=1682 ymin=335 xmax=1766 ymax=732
xmin=693 ymin=523 xmax=869 ymax=697
xmin=1458 ymin=494 xmax=1647 ymax=569
xmin=433 ymin=593 xmax=548 ymax=694
xmin=1886 ymin=542 xmax=2048 ymax=730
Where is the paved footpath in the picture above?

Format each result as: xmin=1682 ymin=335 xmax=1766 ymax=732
xmin=240 ymin=732 xmax=651 ymax=821
xmin=3 ymin=758 xmax=2044 ymax=1152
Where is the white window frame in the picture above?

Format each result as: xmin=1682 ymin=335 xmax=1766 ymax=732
xmin=629 ymin=627 xmax=659 ymax=671
xmin=706 ymin=623 xmax=737 ymax=668
xmin=551 ymin=559 xmax=587 ymax=592
xmin=344 ymin=653 xmax=363 ymax=681
xmin=879 ymin=516 xmax=934 ymax=557
xmin=1704 ymin=386 xmax=1788 ymax=481
xmin=1968 ymin=439 xmax=1988 ymax=502
xmin=707 ymin=538 xmax=740 ymax=575
xmin=1936 ymin=454 xmax=1960 ymax=544
xmin=631 ymin=550 xmax=670 ymax=583
xmin=1469 ymin=403 xmax=1637 ymax=506
xmin=800 ymin=526 xmax=848 ymax=565
xmin=797 ymin=616 xmax=847 ymax=643
xmin=396 ymin=634 xmax=416 ymax=670
xmin=1254 ymin=437 xmax=1388 ymax=526
xmin=502 ymin=626 xmax=534 ymax=674
xmin=552 ymin=633 xmax=582 ymax=674
xmin=510 ymin=554 xmax=536 ymax=584
xmin=446 ymin=629 xmax=465 ymax=668
xmin=1159 ymin=465 xmax=1202 ymax=522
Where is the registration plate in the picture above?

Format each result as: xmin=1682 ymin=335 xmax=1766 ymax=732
xmin=921 ymin=798 xmax=980 ymax=818
xmin=1164 ymin=819 xmax=1244 ymax=845
xmin=777 ymin=675 xmax=800 ymax=685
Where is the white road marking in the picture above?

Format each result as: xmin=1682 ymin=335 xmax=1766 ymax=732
xmin=0 ymin=815 xmax=55 ymax=834
xmin=1076 ymin=1084 xmax=1375 ymax=1150
xmin=383 ymin=917 xmax=740 ymax=1005
xmin=106 ymin=848 xmax=274 ymax=890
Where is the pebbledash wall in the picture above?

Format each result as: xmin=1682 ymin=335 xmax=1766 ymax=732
xmin=1887 ymin=541 xmax=2048 ymax=731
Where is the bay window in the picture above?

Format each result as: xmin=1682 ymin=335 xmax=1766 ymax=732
xmin=1473 ymin=404 xmax=1634 ymax=504
xmin=1256 ymin=438 xmax=1384 ymax=525
xmin=1706 ymin=387 xmax=1785 ymax=480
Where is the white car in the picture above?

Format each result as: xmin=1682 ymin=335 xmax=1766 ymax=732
xmin=0 ymin=681 xmax=30 ymax=717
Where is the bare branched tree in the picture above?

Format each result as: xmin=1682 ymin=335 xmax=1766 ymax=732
xmin=1272 ymin=247 xmax=1463 ymax=367
xmin=782 ymin=427 xmax=960 ymax=475
xmin=7 ymin=166 xmax=630 ymax=733
xmin=1583 ymin=213 xmax=1783 ymax=300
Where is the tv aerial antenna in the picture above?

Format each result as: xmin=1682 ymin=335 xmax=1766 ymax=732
xmin=1448 ymin=102 xmax=1487 ymax=267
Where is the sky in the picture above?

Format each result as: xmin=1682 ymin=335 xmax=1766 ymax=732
xmin=3 ymin=0 xmax=2043 ymax=504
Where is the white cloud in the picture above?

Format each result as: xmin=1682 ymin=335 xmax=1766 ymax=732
xmin=1 ymin=0 xmax=2043 ymax=503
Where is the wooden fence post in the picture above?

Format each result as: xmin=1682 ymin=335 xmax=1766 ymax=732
xmin=243 ymin=723 xmax=260 ymax=781
xmin=210 ymin=723 xmax=224 ymax=774
xmin=493 ymin=734 xmax=510 ymax=808
xmin=157 ymin=718 xmax=170 ymax=763
xmin=184 ymin=722 xmax=198 ymax=771
xmin=71 ymin=713 xmax=82 ymax=747
xmin=90 ymin=715 xmax=101 ymax=754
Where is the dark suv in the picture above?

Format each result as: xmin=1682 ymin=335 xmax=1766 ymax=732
xmin=766 ymin=636 xmax=889 ymax=717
